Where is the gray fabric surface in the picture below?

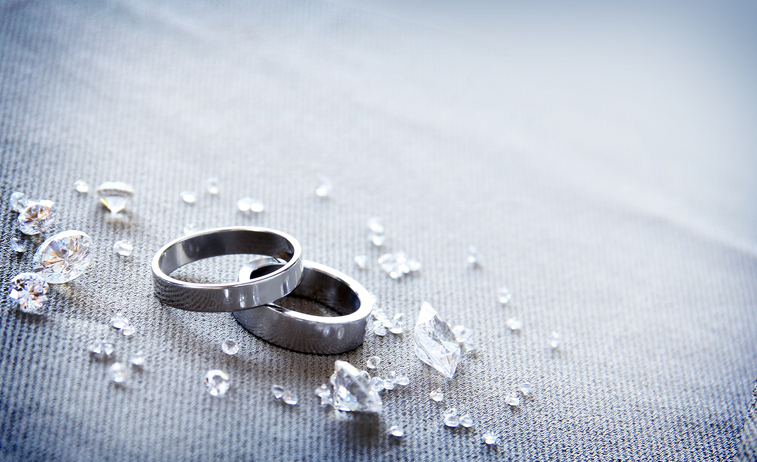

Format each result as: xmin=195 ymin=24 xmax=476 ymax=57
xmin=1 ymin=0 xmax=756 ymax=460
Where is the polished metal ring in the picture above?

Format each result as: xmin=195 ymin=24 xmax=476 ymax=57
xmin=151 ymin=227 xmax=303 ymax=312
xmin=233 ymin=259 xmax=373 ymax=354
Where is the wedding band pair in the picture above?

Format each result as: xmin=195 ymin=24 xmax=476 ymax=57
xmin=151 ymin=227 xmax=372 ymax=354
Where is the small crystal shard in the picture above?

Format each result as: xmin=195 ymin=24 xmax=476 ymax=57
xmin=17 ymin=200 xmax=56 ymax=235
xmin=205 ymin=370 xmax=230 ymax=397
xmin=395 ymin=372 xmax=410 ymax=386
xmin=385 ymin=371 xmax=397 ymax=385
xmin=10 ymin=191 xmax=28 ymax=212
xmin=237 ymin=197 xmax=264 ymax=214
xmin=88 ymin=341 xmax=105 ymax=357
xmin=378 ymin=252 xmax=421 ymax=279
xmin=331 ymin=360 xmax=382 ymax=413
xmin=518 ymin=382 xmax=533 ymax=397
xmin=549 ymin=331 xmax=561 ymax=349
xmin=370 ymin=234 xmax=386 ymax=246
xmin=444 ymin=408 xmax=460 ymax=427
xmin=452 ymin=325 xmax=471 ymax=343
xmin=180 ymin=191 xmax=196 ymax=204
xmin=388 ymin=425 xmax=404 ymax=437
xmin=430 ymin=388 xmax=444 ymax=402
xmin=319 ymin=393 xmax=332 ymax=406
xmin=505 ymin=392 xmax=520 ymax=407
xmin=483 ymin=432 xmax=498 ymax=445
xmin=205 ymin=178 xmax=219 ymax=195
xmin=366 ymin=356 xmax=381 ymax=369
xmin=460 ymin=413 xmax=474 ymax=428
xmin=121 ymin=325 xmax=134 ymax=337
xmin=8 ymin=272 xmax=49 ymax=313
xmin=271 ymin=384 xmax=285 ymax=399
xmin=33 ymin=231 xmax=94 ymax=283
xmin=131 ymin=351 xmax=146 ymax=367
xmin=111 ymin=314 xmax=130 ymax=329
xmin=467 ymin=245 xmax=479 ymax=267
xmin=315 ymin=384 xmax=330 ymax=397
xmin=506 ymin=318 xmax=523 ymax=332
xmin=315 ymin=176 xmax=332 ymax=198
xmin=497 ymin=287 xmax=512 ymax=305
xmin=414 ymin=301 xmax=461 ymax=378
xmin=96 ymin=181 xmax=134 ymax=214
xmin=222 ymin=339 xmax=239 ymax=355
xmin=367 ymin=217 xmax=384 ymax=235
xmin=354 ymin=255 xmax=369 ymax=270
xmin=370 ymin=377 xmax=385 ymax=392
xmin=74 ymin=180 xmax=89 ymax=194
xmin=373 ymin=322 xmax=388 ymax=336
xmin=113 ymin=240 xmax=133 ymax=257
xmin=461 ymin=340 xmax=477 ymax=356
xmin=10 ymin=237 xmax=25 ymax=253
xmin=109 ymin=362 xmax=129 ymax=383
xmin=103 ymin=342 xmax=115 ymax=356
xmin=283 ymin=389 xmax=298 ymax=405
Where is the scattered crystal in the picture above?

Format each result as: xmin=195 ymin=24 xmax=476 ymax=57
xmin=373 ymin=322 xmax=388 ymax=336
xmin=271 ymin=385 xmax=285 ymax=399
xmin=96 ymin=181 xmax=134 ymax=214
xmin=370 ymin=377 xmax=385 ymax=392
xmin=444 ymin=408 xmax=460 ymax=427
xmin=109 ymin=362 xmax=129 ymax=383
xmin=74 ymin=180 xmax=89 ymax=194
xmin=222 ymin=339 xmax=239 ymax=355
xmin=131 ymin=351 xmax=146 ymax=367
xmin=378 ymin=252 xmax=420 ymax=279
xmin=367 ymin=217 xmax=384 ymax=235
xmin=497 ymin=287 xmax=512 ymax=305
xmin=121 ymin=325 xmax=134 ymax=337
xmin=407 ymin=259 xmax=421 ymax=272
xmin=373 ymin=310 xmax=388 ymax=323
xmin=10 ymin=191 xmax=28 ymax=212
xmin=205 ymin=370 xmax=230 ymax=397
xmin=430 ymin=388 xmax=444 ymax=402
xmin=88 ymin=341 xmax=106 ymax=357
xmin=389 ymin=313 xmax=405 ymax=334
xmin=358 ymin=370 xmax=371 ymax=382
xmin=180 ymin=191 xmax=196 ymax=204
xmin=111 ymin=314 xmax=130 ymax=329
xmin=467 ymin=245 xmax=479 ymax=267
xmin=205 ymin=178 xmax=219 ymax=195
xmin=388 ymin=425 xmax=404 ymax=437
xmin=283 ymin=389 xmax=298 ymax=405
xmin=366 ymin=356 xmax=381 ymax=369
xmin=354 ymin=255 xmax=369 ymax=270
xmin=8 ymin=272 xmax=49 ymax=313
xmin=506 ymin=318 xmax=523 ymax=332
xmin=237 ymin=197 xmax=264 ymax=214
xmin=331 ymin=360 xmax=382 ymax=413
xmin=414 ymin=301 xmax=461 ymax=378
xmin=395 ymin=372 xmax=410 ymax=386
xmin=483 ymin=432 xmax=498 ymax=445
xmin=518 ymin=382 xmax=533 ymax=397
xmin=32 ymin=230 xmax=93 ymax=283
xmin=10 ymin=237 xmax=25 ymax=253
xmin=17 ymin=200 xmax=56 ymax=235
xmin=385 ymin=371 xmax=397 ymax=385
xmin=505 ymin=392 xmax=520 ymax=407
xmin=549 ymin=331 xmax=561 ymax=349
xmin=113 ymin=240 xmax=133 ymax=257
xmin=382 ymin=377 xmax=395 ymax=391
xmin=370 ymin=234 xmax=385 ymax=246
xmin=103 ymin=342 xmax=115 ymax=356
xmin=315 ymin=176 xmax=332 ymax=198
xmin=452 ymin=325 xmax=471 ymax=343
xmin=183 ymin=223 xmax=197 ymax=235
xmin=460 ymin=413 xmax=474 ymax=428
xmin=315 ymin=384 xmax=330 ymax=397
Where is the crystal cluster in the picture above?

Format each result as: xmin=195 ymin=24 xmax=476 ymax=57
xmin=33 ymin=231 xmax=94 ymax=283
xmin=88 ymin=340 xmax=115 ymax=359
xmin=205 ymin=370 xmax=230 ymax=397
xmin=96 ymin=181 xmax=134 ymax=214
xmin=371 ymin=310 xmax=406 ymax=336
xmin=414 ymin=302 xmax=461 ymax=378
xmin=8 ymin=272 xmax=49 ymax=313
xmin=237 ymin=197 xmax=264 ymax=214
xmin=331 ymin=360 xmax=382 ymax=413
xmin=378 ymin=252 xmax=420 ymax=279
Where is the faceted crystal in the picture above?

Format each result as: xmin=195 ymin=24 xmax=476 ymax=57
xmin=370 ymin=377 xmax=385 ymax=392
xmin=385 ymin=371 xmax=397 ymax=385
xmin=549 ymin=331 xmax=561 ymax=349
xmin=354 ymin=255 xmax=369 ymax=270
xmin=414 ymin=301 xmax=461 ymax=378
xmin=366 ymin=356 xmax=381 ymax=369
xmin=331 ymin=360 xmax=382 ymax=413
xmin=205 ymin=370 xmax=230 ymax=397
xmin=518 ymin=382 xmax=533 ymax=397
xmin=367 ymin=217 xmax=384 ymax=235
xmin=315 ymin=176 xmax=332 ymax=198
xmin=382 ymin=376 xmax=395 ymax=391
xmin=430 ymin=388 xmax=444 ymax=402
xmin=497 ymin=287 xmax=512 ymax=305
xmin=452 ymin=325 xmax=471 ymax=342
xmin=237 ymin=197 xmax=264 ymax=213
xmin=460 ymin=413 xmax=474 ymax=428
xmin=315 ymin=384 xmax=330 ymax=397
xmin=467 ymin=245 xmax=479 ymax=267
xmin=483 ymin=432 xmax=498 ymax=445
xmin=389 ymin=313 xmax=405 ymax=334
xmin=358 ymin=370 xmax=371 ymax=382
xmin=131 ymin=351 xmax=146 ymax=367
xmin=74 ymin=180 xmax=89 ymax=194
xmin=121 ymin=325 xmax=134 ymax=337
xmin=33 ymin=231 xmax=93 ymax=283
xmin=113 ymin=241 xmax=133 ymax=257
xmin=319 ymin=394 xmax=333 ymax=406
xmin=282 ymin=389 xmax=298 ymax=405
xmin=373 ymin=322 xmax=388 ymax=337
xmin=8 ymin=272 xmax=49 ymax=313
xmin=180 ymin=191 xmax=196 ymax=204
xmin=205 ymin=178 xmax=219 ymax=195
xmin=443 ymin=408 xmax=460 ymax=427
xmin=395 ymin=372 xmax=410 ymax=386
xmin=10 ymin=191 xmax=28 ymax=212
xmin=109 ymin=362 xmax=129 ymax=383
xmin=388 ymin=425 xmax=404 ymax=437
xmin=505 ymin=392 xmax=520 ymax=407
xmin=96 ymin=181 xmax=134 ymax=214
xmin=111 ymin=314 xmax=130 ymax=329
xmin=17 ymin=200 xmax=56 ymax=235
xmin=373 ymin=310 xmax=388 ymax=323
xmin=506 ymin=318 xmax=523 ymax=332
xmin=271 ymin=384 xmax=285 ymax=399
xmin=10 ymin=237 xmax=25 ymax=253
xmin=222 ymin=339 xmax=239 ymax=355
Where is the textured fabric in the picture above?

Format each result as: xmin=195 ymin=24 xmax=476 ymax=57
xmin=1 ymin=1 xmax=756 ymax=460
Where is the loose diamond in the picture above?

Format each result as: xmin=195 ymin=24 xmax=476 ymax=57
xmin=444 ymin=408 xmax=460 ymax=427
xmin=205 ymin=370 xmax=230 ymax=397
xmin=113 ymin=240 xmax=133 ymax=257
xmin=452 ymin=325 xmax=471 ymax=343
xmin=88 ymin=341 xmax=106 ymax=357
xmin=33 ymin=231 xmax=93 ymax=283
xmin=131 ymin=351 xmax=146 ymax=367
xmin=17 ymin=200 xmax=56 ymax=235
xmin=283 ymin=389 xmax=298 ymax=405
xmin=121 ymin=325 xmax=134 ymax=337
xmin=8 ymin=272 xmax=49 ymax=313
xmin=549 ymin=331 xmax=561 ymax=349
xmin=183 ymin=223 xmax=197 ymax=235
xmin=373 ymin=310 xmax=388 ymax=323
xmin=358 ymin=370 xmax=371 ymax=382
xmin=74 ymin=180 xmax=89 ymax=194
xmin=315 ymin=176 xmax=332 ymax=198
xmin=10 ymin=237 xmax=25 ymax=253
xmin=506 ymin=318 xmax=523 ymax=332
xmin=315 ymin=384 xmax=330 ymax=397
xmin=366 ymin=356 xmax=381 ymax=369
xmin=367 ymin=217 xmax=384 ymax=235
xmin=205 ymin=178 xmax=219 ymax=195
xmin=331 ymin=360 xmax=382 ymax=413
xmin=271 ymin=384 xmax=285 ymax=399
xmin=96 ymin=181 xmax=134 ymax=214
xmin=518 ymin=382 xmax=533 ymax=397
xmin=497 ymin=287 xmax=512 ymax=305
xmin=222 ymin=339 xmax=239 ymax=355
xmin=180 ymin=191 xmax=196 ymax=204
xmin=395 ymin=372 xmax=410 ymax=386
xmin=111 ymin=315 xmax=130 ymax=329
xmin=505 ymin=392 xmax=520 ymax=407
xmin=414 ymin=301 xmax=461 ymax=378
xmin=354 ymin=255 xmax=369 ymax=270
xmin=370 ymin=234 xmax=386 ymax=246
xmin=109 ymin=362 xmax=129 ymax=383
xmin=373 ymin=322 xmax=388 ymax=336
xmin=382 ymin=377 xmax=395 ymax=391
xmin=237 ymin=197 xmax=264 ymax=214
xmin=10 ymin=191 xmax=28 ymax=212
xmin=385 ymin=371 xmax=397 ymax=385
xmin=388 ymin=425 xmax=404 ymax=437
xmin=430 ymin=388 xmax=444 ymax=402
xmin=460 ymin=413 xmax=474 ymax=428
xmin=103 ymin=342 xmax=115 ymax=356
xmin=483 ymin=432 xmax=498 ymax=445
xmin=389 ymin=313 xmax=405 ymax=334
xmin=370 ymin=377 xmax=385 ymax=392
xmin=378 ymin=252 xmax=420 ymax=279
xmin=467 ymin=245 xmax=479 ymax=267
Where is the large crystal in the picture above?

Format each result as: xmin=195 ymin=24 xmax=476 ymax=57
xmin=414 ymin=301 xmax=461 ymax=379
xmin=8 ymin=272 xmax=49 ymax=313
xmin=331 ymin=360 xmax=382 ymax=413
xmin=96 ymin=181 xmax=134 ymax=214
xmin=32 ymin=230 xmax=94 ymax=283
xmin=17 ymin=200 xmax=56 ymax=235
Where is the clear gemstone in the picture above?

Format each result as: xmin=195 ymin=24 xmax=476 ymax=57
xmin=121 ymin=325 xmax=134 ymax=337
xmin=354 ymin=255 xmax=369 ymax=270
xmin=10 ymin=237 xmax=25 ymax=253
xmin=430 ymin=388 xmax=444 ymax=402
xmin=367 ymin=217 xmax=384 ymax=234
xmin=389 ymin=313 xmax=405 ymax=334
xmin=483 ymin=432 xmax=498 ymax=445
xmin=205 ymin=178 xmax=219 ymax=195
xmin=315 ymin=176 xmax=332 ymax=198
xmin=452 ymin=325 xmax=470 ymax=342
xmin=497 ymin=287 xmax=512 ymax=305
xmin=319 ymin=393 xmax=332 ymax=406
xmin=373 ymin=322 xmax=388 ymax=336
xmin=237 ymin=197 xmax=264 ymax=214
xmin=32 ymin=231 xmax=93 ymax=283
xmin=549 ymin=331 xmax=561 ymax=349
xmin=109 ymin=362 xmax=129 ymax=383
xmin=103 ymin=342 xmax=115 ymax=356
xmin=506 ymin=318 xmax=523 ymax=332
xmin=88 ymin=341 xmax=104 ymax=357
xmin=370 ymin=234 xmax=385 ymax=246
xmin=414 ymin=301 xmax=461 ymax=378
xmin=505 ymin=392 xmax=520 ymax=407
xmin=444 ymin=408 xmax=460 ymax=427
xmin=467 ymin=245 xmax=478 ymax=267
xmin=96 ymin=182 xmax=134 ymax=214
xmin=205 ymin=370 xmax=230 ymax=397
xmin=461 ymin=340 xmax=477 ymax=356
xmin=17 ymin=200 xmax=56 ymax=235
xmin=180 ymin=191 xmax=196 ymax=204
xmin=358 ymin=370 xmax=370 ymax=382
xmin=385 ymin=371 xmax=397 ymax=385
xmin=8 ymin=272 xmax=49 ymax=313
xmin=388 ymin=425 xmax=404 ymax=437
xmin=222 ymin=339 xmax=239 ymax=355
xmin=183 ymin=223 xmax=197 ymax=235
xmin=518 ymin=382 xmax=533 ymax=397
xmin=370 ymin=377 xmax=385 ymax=392
xmin=331 ymin=360 xmax=382 ymax=413
xmin=283 ymin=389 xmax=298 ymax=405
xmin=373 ymin=310 xmax=388 ymax=322
xmin=366 ymin=356 xmax=381 ymax=369
xmin=315 ymin=384 xmax=330 ymax=397
xmin=10 ymin=191 xmax=28 ymax=212
xmin=111 ymin=314 xmax=130 ymax=329
xmin=382 ymin=377 xmax=395 ymax=391
xmin=74 ymin=180 xmax=89 ymax=194
xmin=460 ymin=413 xmax=473 ymax=428
xmin=271 ymin=384 xmax=285 ymax=399
xmin=131 ymin=351 xmax=146 ymax=367
xmin=113 ymin=240 xmax=133 ymax=257
xmin=395 ymin=372 xmax=410 ymax=386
